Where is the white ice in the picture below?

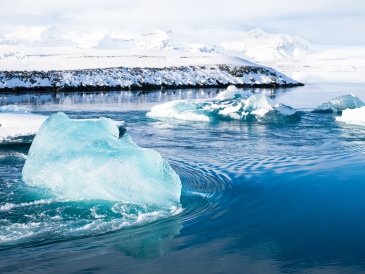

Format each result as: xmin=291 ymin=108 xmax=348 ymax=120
xmin=215 ymin=85 xmax=252 ymax=100
xmin=0 ymin=106 xmax=47 ymax=143
xmin=147 ymin=100 xmax=211 ymax=122
xmin=336 ymin=106 xmax=365 ymax=126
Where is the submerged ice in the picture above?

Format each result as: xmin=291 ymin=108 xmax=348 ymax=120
xmin=147 ymin=86 xmax=297 ymax=122
xmin=315 ymin=94 xmax=364 ymax=113
xmin=22 ymin=113 xmax=181 ymax=208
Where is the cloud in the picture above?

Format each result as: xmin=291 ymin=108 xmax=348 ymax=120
xmin=0 ymin=0 xmax=364 ymax=44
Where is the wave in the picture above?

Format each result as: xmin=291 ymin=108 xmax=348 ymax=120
xmin=0 ymin=198 xmax=181 ymax=244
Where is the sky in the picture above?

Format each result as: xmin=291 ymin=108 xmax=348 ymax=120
xmin=0 ymin=0 xmax=364 ymax=45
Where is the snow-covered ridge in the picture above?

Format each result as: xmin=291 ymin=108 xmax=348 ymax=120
xmin=96 ymin=29 xmax=218 ymax=53
xmin=0 ymin=64 xmax=301 ymax=91
xmin=222 ymin=28 xmax=313 ymax=61
xmin=1 ymin=27 xmax=311 ymax=61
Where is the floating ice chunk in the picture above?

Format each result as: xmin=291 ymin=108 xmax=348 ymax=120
xmin=336 ymin=106 xmax=365 ymax=126
xmin=147 ymin=100 xmax=210 ymax=122
xmin=22 ymin=113 xmax=181 ymax=208
xmin=0 ymin=112 xmax=47 ymax=143
xmin=215 ymin=85 xmax=252 ymax=100
xmin=242 ymin=94 xmax=273 ymax=116
xmin=315 ymin=94 xmax=364 ymax=113
xmin=275 ymin=105 xmax=297 ymax=116
xmin=148 ymin=94 xmax=298 ymax=122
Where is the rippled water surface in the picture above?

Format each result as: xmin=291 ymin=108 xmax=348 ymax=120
xmin=1 ymin=83 xmax=365 ymax=273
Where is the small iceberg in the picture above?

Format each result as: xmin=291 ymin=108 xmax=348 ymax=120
xmin=336 ymin=106 xmax=365 ymax=126
xmin=0 ymin=105 xmax=47 ymax=144
xmin=147 ymin=86 xmax=298 ymax=122
xmin=215 ymin=85 xmax=252 ymax=100
xmin=315 ymin=94 xmax=364 ymax=113
xmin=22 ymin=113 xmax=181 ymax=208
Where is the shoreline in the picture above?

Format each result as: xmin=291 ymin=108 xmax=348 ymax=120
xmin=0 ymin=82 xmax=304 ymax=93
xmin=0 ymin=65 xmax=303 ymax=92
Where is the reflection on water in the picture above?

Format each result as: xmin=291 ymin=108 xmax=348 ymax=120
xmin=0 ymin=89 xmax=219 ymax=112
xmin=0 ymin=87 xmax=282 ymax=112
xmin=112 ymin=219 xmax=182 ymax=260
xmin=1 ymin=82 xmax=364 ymax=112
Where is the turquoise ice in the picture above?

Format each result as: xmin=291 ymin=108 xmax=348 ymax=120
xmin=22 ymin=113 xmax=181 ymax=208
xmin=315 ymin=94 xmax=364 ymax=112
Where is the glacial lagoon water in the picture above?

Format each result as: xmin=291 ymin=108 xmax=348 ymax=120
xmin=1 ymin=83 xmax=365 ymax=273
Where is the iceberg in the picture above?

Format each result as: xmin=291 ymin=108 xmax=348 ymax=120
xmin=315 ymin=94 xmax=364 ymax=113
xmin=147 ymin=87 xmax=298 ymax=122
xmin=0 ymin=105 xmax=47 ymax=143
xmin=22 ymin=113 xmax=181 ymax=208
xmin=215 ymin=85 xmax=252 ymax=100
xmin=147 ymin=100 xmax=211 ymax=122
xmin=336 ymin=106 xmax=365 ymax=126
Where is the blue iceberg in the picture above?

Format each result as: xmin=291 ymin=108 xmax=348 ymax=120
xmin=315 ymin=94 xmax=364 ymax=113
xmin=22 ymin=113 xmax=181 ymax=208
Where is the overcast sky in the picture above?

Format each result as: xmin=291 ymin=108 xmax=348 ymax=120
xmin=0 ymin=0 xmax=364 ymax=45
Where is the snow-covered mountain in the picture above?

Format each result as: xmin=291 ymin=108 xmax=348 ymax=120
xmin=96 ymin=29 xmax=188 ymax=51
xmin=95 ymin=28 xmax=312 ymax=61
xmin=95 ymin=34 xmax=135 ymax=50
xmin=134 ymin=29 xmax=183 ymax=51
xmin=95 ymin=29 xmax=218 ymax=53
xmin=33 ymin=26 xmax=77 ymax=47
xmin=221 ymin=28 xmax=313 ymax=61
xmin=0 ymin=27 xmax=312 ymax=59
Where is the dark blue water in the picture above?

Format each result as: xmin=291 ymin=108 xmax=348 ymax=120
xmin=1 ymin=83 xmax=365 ymax=273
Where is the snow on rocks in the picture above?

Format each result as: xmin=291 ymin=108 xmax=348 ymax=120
xmin=0 ymin=65 xmax=301 ymax=91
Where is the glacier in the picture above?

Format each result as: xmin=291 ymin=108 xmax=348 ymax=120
xmin=22 ymin=113 xmax=181 ymax=208
xmin=315 ymin=94 xmax=364 ymax=113
xmin=147 ymin=86 xmax=298 ymax=122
